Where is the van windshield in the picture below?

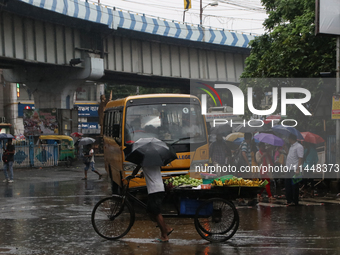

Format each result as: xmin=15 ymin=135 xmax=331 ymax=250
xmin=124 ymin=104 xmax=206 ymax=145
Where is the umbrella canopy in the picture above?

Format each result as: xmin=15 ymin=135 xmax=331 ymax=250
xmin=77 ymin=137 xmax=96 ymax=146
xmin=71 ymin=132 xmax=83 ymax=138
xmin=272 ymin=125 xmax=304 ymax=140
xmin=301 ymin=132 xmax=325 ymax=144
xmin=233 ymin=120 xmax=271 ymax=133
xmin=210 ymin=124 xmax=233 ymax=136
xmin=124 ymin=138 xmax=177 ymax=167
xmin=0 ymin=133 xmax=15 ymax=140
xmin=254 ymin=133 xmax=284 ymax=146
xmin=225 ymin=132 xmax=244 ymax=142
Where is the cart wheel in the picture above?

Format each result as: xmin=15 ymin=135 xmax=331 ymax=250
xmin=194 ymin=198 xmax=239 ymax=243
xmin=91 ymin=195 xmax=135 ymax=240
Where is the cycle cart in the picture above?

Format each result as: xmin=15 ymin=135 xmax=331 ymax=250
xmin=91 ymin=175 xmax=261 ymax=243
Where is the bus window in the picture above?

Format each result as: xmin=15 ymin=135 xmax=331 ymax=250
xmin=124 ymin=104 xmax=205 ymax=144
xmin=104 ymin=109 xmax=122 ymax=145
xmin=113 ymin=110 xmax=122 ymax=145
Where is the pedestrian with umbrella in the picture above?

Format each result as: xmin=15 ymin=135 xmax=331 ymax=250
xmin=254 ymin=133 xmax=285 ymax=147
xmin=226 ymin=132 xmax=244 ymax=142
xmin=241 ymin=133 xmax=253 ymax=169
xmin=272 ymin=125 xmax=304 ymax=140
xmin=301 ymin=132 xmax=324 ymax=144
xmin=209 ymin=133 xmax=231 ymax=176
xmin=255 ymin=142 xmax=276 ymax=202
xmin=300 ymin=132 xmax=323 ymax=197
xmin=77 ymin=137 xmax=95 ymax=146
xmin=285 ymin=134 xmax=304 ymax=206
xmin=254 ymin=133 xmax=284 ymax=201
xmin=1 ymin=135 xmax=15 ymax=183
xmin=80 ymin=138 xmax=102 ymax=180
xmin=70 ymin=132 xmax=83 ymax=138
xmin=77 ymin=137 xmax=95 ymax=159
xmin=124 ymin=138 xmax=176 ymax=243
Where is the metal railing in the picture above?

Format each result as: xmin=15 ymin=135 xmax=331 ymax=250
xmin=0 ymin=144 xmax=59 ymax=168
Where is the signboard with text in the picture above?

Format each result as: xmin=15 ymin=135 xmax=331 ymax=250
xmin=332 ymin=96 xmax=340 ymax=119
xmin=76 ymin=104 xmax=99 ymax=117
xmin=78 ymin=122 xmax=100 ymax=134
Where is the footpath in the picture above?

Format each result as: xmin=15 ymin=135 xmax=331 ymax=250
xmin=0 ymin=157 xmax=107 ymax=185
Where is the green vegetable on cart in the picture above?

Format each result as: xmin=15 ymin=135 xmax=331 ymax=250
xmin=164 ymin=175 xmax=203 ymax=188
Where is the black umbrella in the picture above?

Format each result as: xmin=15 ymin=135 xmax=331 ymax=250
xmin=210 ymin=124 xmax=233 ymax=136
xmin=77 ymin=137 xmax=96 ymax=146
xmin=124 ymin=138 xmax=177 ymax=167
xmin=233 ymin=120 xmax=271 ymax=133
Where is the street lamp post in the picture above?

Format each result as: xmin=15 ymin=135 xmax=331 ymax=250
xmin=336 ymin=36 xmax=340 ymax=177
xmin=200 ymin=0 xmax=218 ymax=26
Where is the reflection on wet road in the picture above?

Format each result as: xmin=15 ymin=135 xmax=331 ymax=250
xmin=1 ymin=165 xmax=340 ymax=254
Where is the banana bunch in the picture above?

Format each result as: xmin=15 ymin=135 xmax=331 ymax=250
xmin=213 ymin=179 xmax=223 ymax=186
xmin=224 ymin=178 xmax=263 ymax=187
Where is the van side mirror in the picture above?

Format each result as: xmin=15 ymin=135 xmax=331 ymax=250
xmin=112 ymin=124 xmax=120 ymax=137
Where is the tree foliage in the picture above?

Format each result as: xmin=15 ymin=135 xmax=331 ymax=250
xmin=240 ymin=0 xmax=336 ymax=133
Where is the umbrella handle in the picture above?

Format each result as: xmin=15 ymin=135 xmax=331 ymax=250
xmin=123 ymin=174 xmax=143 ymax=181
xmin=123 ymin=165 xmax=142 ymax=182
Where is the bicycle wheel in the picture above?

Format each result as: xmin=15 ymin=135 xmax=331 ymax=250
xmin=194 ymin=198 xmax=239 ymax=243
xmin=91 ymin=195 xmax=135 ymax=240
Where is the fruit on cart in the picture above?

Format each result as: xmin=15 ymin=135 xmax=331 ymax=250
xmin=224 ymin=178 xmax=264 ymax=187
xmin=164 ymin=175 xmax=203 ymax=187
xmin=212 ymin=179 xmax=223 ymax=186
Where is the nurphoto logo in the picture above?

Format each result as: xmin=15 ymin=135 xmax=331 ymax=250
xmin=198 ymin=83 xmax=311 ymax=128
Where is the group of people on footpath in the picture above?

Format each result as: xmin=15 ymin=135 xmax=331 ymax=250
xmin=209 ymin=132 xmax=319 ymax=206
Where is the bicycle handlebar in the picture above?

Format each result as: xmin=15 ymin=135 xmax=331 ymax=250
xmin=123 ymin=174 xmax=143 ymax=181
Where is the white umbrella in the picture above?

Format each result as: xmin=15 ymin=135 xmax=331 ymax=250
xmin=77 ymin=137 xmax=96 ymax=146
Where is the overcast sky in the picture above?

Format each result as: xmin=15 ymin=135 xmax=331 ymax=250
xmin=91 ymin=0 xmax=268 ymax=35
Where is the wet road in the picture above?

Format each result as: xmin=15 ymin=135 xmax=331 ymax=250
xmin=1 ymin=160 xmax=340 ymax=255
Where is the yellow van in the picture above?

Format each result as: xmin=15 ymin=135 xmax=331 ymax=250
xmin=39 ymin=135 xmax=76 ymax=166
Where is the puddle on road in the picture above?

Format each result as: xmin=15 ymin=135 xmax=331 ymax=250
xmin=1 ymin=171 xmax=340 ymax=254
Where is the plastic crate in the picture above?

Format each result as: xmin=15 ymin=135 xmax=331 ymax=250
xmin=202 ymin=179 xmax=214 ymax=184
xmin=180 ymin=198 xmax=213 ymax=216
xmin=201 ymin=184 xmax=211 ymax=189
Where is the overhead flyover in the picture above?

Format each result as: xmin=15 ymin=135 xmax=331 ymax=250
xmin=0 ymin=0 xmax=255 ymax=108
